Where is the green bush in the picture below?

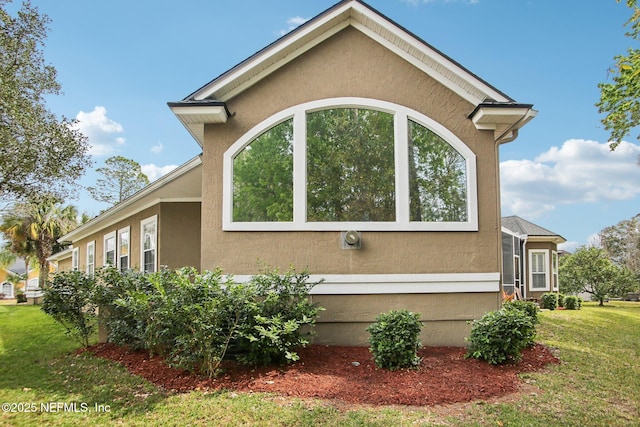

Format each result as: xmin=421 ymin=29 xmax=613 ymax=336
xmin=42 ymin=270 xmax=97 ymax=347
xmin=502 ymin=300 xmax=539 ymax=325
xmin=541 ymin=293 xmax=558 ymax=310
xmin=466 ymin=308 xmax=536 ymax=365
xmin=93 ymin=267 xmax=153 ymax=350
xmin=94 ymin=266 xmax=323 ymax=376
xmin=236 ymin=268 xmax=324 ymax=366
xmin=557 ymin=293 xmax=565 ymax=308
xmin=564 ymin=295 xmax=581 ymax=310
xmin=16 ymin=290 xmax=27 ymax=303
xmin=367 ymin=309 xmax=423 ymax=370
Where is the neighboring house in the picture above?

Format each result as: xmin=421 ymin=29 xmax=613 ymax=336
xmin=57 ymin=0 xmax=536 ymax=346
xmin=501 ymin=216 xmax=566 ymax=301
xmin=0 ymin=260 xmax=26 ymax=299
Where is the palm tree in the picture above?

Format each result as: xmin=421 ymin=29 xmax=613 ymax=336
xmin=0 ymin=197 xmax=80 ymax=290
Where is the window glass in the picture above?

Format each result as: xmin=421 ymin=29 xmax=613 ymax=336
xmin=104 ymin=234 xmax=116 ymax=266
xmin=142 ymin=218 xmax=157 ymax=273
xmin=531 ymin=252 xmax=547 ymax=289
xmin=233 ymin=119 xmax=293 ymax=222
xmin=87 ymin=242 xmax=95 ymax=276
xmin=72 ymin=248 xmax=79 ymax=271
xmin=408 ymin=120 xmax=467 ymax=222
xmin=307 ymin=108 xmax=395 ymax=222
xmin=501 ymin=233 xmax=514 ymax=285
xmin=119 ymin=228 xmax=130 ymax=272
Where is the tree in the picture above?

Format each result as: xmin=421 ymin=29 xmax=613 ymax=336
xmin=87 ymin=156 xmax=150 ymax=206
xmin=599 ymin=214 xmax=640 ymax=274
xmin=0 ymin=1 xmax=91 ymax=201
xmin=559 ymin=246 xmax=638 ymax=305
xmin=596 ymin=0 xmax=640 ymax=149
xmin=0 ymin=197 xmax=80 ymax=290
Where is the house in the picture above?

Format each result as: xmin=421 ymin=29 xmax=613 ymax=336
xmin=0 ymin=259 xmax=46 ymax=302
xmin=501 ymin=216 xmax=566 ymax=301
xmin=0 ymin=260 xmax=26 ymax=300
xmin=57 ymin=0 xmax=537 ymax=346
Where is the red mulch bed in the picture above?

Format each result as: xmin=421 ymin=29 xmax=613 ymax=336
xmin=85 ymin=343 xmax=559 ymax=407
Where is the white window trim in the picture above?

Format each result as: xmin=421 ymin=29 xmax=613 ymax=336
xmin=552 ymin=250 xmax=559 ymax=291
xmin=86 ymin=241 xmax=95 ymax=276
xmin=117 ymin=226 xmax=130 ymax=272
xmin=223 ymin=97 xmax=478 ymax=231
xmin=529 ymin=249 xmax=550 ymax=292
xmin=71 ymin=247 xmax=80 ymax=271
xmin=140 ymin=215 xmax=158 ymax=273
xmin=1 ymin=281 xmax=14 ymax=298
xmin=103 ymin=231 xmax=116 ymax=267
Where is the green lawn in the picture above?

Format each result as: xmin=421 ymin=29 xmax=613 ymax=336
xmin=1 ymin=302 xmax=639 ymax=426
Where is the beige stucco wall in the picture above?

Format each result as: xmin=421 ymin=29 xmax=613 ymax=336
xmin=311 ymin=293 xmax=497 ymax=346
xmin=73 ymin=205 xmax=160 ymax=272
xmin=68 ymin=202 xmax=201 ymax=273
xmin=157 ymin=202 xmax=201 ymax=270
xmin=201 ymin=26 xmax=501 ymax=276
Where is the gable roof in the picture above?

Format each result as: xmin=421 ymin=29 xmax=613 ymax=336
xmin=502 ymin=216 xmax=566 ymax=244
xmin=169 ymin=0 xmax=536 ymax=147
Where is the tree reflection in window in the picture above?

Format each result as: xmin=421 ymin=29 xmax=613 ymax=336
xmin=307 ymin=108 xmax=395 ymax=222
xmin=408 ymin=120 xmax=467 ymax=222
xmin=233 ymin=119 xmax=294 ymax=222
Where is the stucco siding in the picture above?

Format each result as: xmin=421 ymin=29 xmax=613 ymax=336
xmin=158 ymin=202 xmax=201 ymax=270
xmin=201 ymin=26 xmax=500 ymax=277
xmin=311 ymin=292 xmax=498 ymax=346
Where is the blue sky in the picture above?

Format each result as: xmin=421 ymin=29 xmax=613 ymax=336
xmin=17 ymin=0 xmax=639 ymax=250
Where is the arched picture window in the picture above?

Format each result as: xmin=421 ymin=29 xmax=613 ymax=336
xmin=224 ymin=98 xmax=477 ymax=231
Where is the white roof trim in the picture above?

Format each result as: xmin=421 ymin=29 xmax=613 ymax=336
xmin=190 ymin=0 xmax=511 ymax=106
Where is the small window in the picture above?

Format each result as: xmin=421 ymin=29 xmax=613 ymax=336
xmin=104 ymin=231 xmax=116 ymax=267
xmin=71 ymin=248 xmax=79 ymax=271
xmin=141 ymin=216 xmax=157 ymax=273
xmin=86 ymin=241 xmax=95 ymax=276
xmin=530 ymin=250 xmax=548 ymax=290
xmin=118 ymin=226 xmax=130 ymax=272
xmin=1 ymin=282 xmax=13 ymax=298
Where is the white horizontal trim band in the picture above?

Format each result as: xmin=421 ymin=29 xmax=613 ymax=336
xmin=227 ymin=272 xmax=500 ymax=294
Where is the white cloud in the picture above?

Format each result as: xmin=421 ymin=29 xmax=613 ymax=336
xmin=140 ymin=164 xmax=178 ymax=182
xmin=74 ymin=106 xmax=125 ymax=156
xmin=151 ymin=142 xmax=164 ymax=154
xmin=279 ymin=16 xmax=309 ymax=36
xmin=500 ymin=139 xmax=640 ymax=218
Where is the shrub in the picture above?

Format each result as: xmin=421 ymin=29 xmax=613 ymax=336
xmin=93 ymin=267 xmax=154 ymax=350
xmin=564 ymin=295 xmax=581 ymax=310
xmin=502 ymin=300 xmax=539 ymax=325
xmin=467 ymin=308 xmax=536 ymax=365
xmin=94 ymin=266 xmax=323 ymax=376
xmin=236 ymin=268 xmax=324 ymax=366
xmin=367 ymin=309 xmax=423 ymax=370
xmin=541 ymin=293 xmax=558 ymax=310
xmin=16 ymin=291 xmax=27 ymax=303
xmin=42 ymin=270 xmax=97 ymax=347
xmin=557 ymin=293 xmax=565 ymax=308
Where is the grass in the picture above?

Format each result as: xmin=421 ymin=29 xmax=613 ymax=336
xmin=1 ymin=302 xmax=639 ymax=426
